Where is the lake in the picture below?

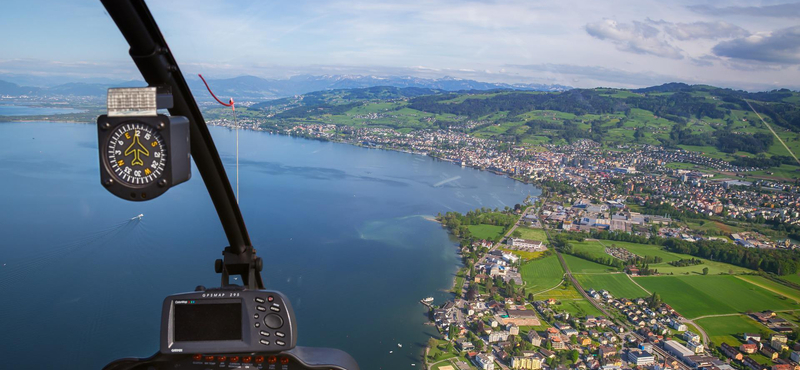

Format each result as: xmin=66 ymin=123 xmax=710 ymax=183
xmin=0 ymin=104 xmax=86 ymax=116
xmin=0 ymin=121 xmax=539 ymax=369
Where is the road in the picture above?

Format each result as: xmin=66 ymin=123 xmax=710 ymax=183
xmin=537 ymin=200 xmax=691 ymax=370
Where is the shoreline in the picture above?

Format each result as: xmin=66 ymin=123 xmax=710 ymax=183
xmin=1 ymin=118 xmax=543 ymax=193
xmin=220 ymin=124 xmax=541 ymax=189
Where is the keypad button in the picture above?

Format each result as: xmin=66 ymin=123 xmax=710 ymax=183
xmin=264 ymin=314 xmax=283 ymax=329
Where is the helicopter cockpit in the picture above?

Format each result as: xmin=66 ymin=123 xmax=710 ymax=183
xmin=95 ymin=1 xmax=358 ymax=369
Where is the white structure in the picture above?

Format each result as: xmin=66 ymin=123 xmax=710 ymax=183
xmin=669 ymin=319 xmax=687 ymax=332
xmin=664 ymin=340 xmax=694 ymax=361
xmin=686 ymin=341 xmax=704 ymax=354
xmin=474 ymin=354 xmax=495 ymax=370
xmin=488 ymin=330 xmax=511 ymax=343
xmin=683 ymin=331 xmax=700 ymax=343
xmin=507 ymin=238 xmax=546 ymax=251
xmin=627 ymin=350 xmax=655 ymax=366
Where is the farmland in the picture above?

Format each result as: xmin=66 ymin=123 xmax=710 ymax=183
xmin=562 ymin=254 xmax=615 ymax=274
xmin=514 ymin=227 xmax=548 ymax=244
xmin=635 ymin=275 xmax=800 ymax=318
xmin=568 ymin=239 xmax=752 ymax=275
xmin=520 ymin=255 xmax=564 ymax=294
xmin=695 ymin=315 xmax=773 ymax=347
xmin=575 ymin=273 xmax=648 ymax=299
xmin=466 ymin=224 xmax=506 ymax=241
xmin=736 ymin=275 xmax=800 ymax=303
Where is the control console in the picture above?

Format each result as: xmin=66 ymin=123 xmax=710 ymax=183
xmin=161 ymin=287 xmax=297 ymax=354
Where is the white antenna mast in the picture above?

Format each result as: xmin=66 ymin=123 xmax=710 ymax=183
xmin=198 ymin=74 xmax=239 ymax=204
xmin=234 ymin=106 xmax=239 ymax=204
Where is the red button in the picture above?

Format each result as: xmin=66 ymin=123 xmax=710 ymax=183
xmin=268 ymin=356 xmax=277 ymax=364
xmin=243 ymin=356 xmax=252 ymax=363
xmin=217 ymin=356 xmax=227 ymax=362
xmin=280 ymin=357 xmax=290 ymax=364
xmin=268 ymin=296 xmax=274 ymax=302
xmin=192 ymin=354 xmax=202 ymax=361
xmin=204 ymin=356 xmax=214 ymax=362
xmin=255 ymin=356 xmax=265 ymax=363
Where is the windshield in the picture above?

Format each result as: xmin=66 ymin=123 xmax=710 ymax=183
xmin=1 ymin=2 xmax=800 ymax=370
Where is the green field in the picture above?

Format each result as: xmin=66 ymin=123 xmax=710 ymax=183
xmin=573 ymin=240 xmax=751 ymax=275
xmin=780 ymin=273 xmax=800 ymax=286
xmin=654 ymin=258 xmax=751 ymax=275
xmin=597 ymin=240 xmax=683 ymax=262
xmin=635 ymin=275 xmax=800 ymax=318
xmin=515 ymin=227 xmax=548 ymax=243
xmin=520 ymin=255 xmax=565 ymax=293
xmin=576 ymin=273 xmax=648 ymax=299
xmin=562 ymin=254 xmax=615 ymax=274
xmin=537 ymin=284 xmax=583 ymax=300
xmin=736 ymin=275 xmax=800 ymax=302
xmin=466 ymin=224 xmax=506 ymax=241
xmin=695 ymin=315 xmax=770 ymax=347
xmin=557 ymin=298 xmax=604 ymax=317
xmin=569 ymin=241 xmax=609 ymax=259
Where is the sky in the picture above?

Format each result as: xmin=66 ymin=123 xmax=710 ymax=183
xmin=1 ymin=0 xmax=799 ymax=91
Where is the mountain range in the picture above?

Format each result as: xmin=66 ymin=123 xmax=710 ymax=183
xmin=0 ymin=74 xmax=570 ymax=100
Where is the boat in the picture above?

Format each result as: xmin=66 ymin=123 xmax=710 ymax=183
xmin=397 ymin=343 xmax=402 ymax=348
xmin=389 ymin=351 xmax=393 ymax=354
xmin=131 ymin=213 xmax=144 ymax=220
xmin=422 ymin=297 xmax=434 ymax=303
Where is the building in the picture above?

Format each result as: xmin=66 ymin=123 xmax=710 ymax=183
xmin=669 ymin=319 xmax=687 ymax=332
xmin=790 ymin=351 xmax=800 ymax=363
xmin=474 ymin=354 xmax=495 ymax=370
xmin=627 ymin=350 xmax=655 ymax=366
xmin=687 ymin=341 xmax=705 ymax=354
xmin=744 ymin=357 xmax=766 ymax=370
xmin=664 ymin=340 xmax=694 ymax=361
xmin=489 ymin=330 xmax=511 ymax=343
xmin=507 ymin=238 xmax=546 ymax=251
xmin=551 ymin=337 xmax=567 ymax=350
xmin=508 ymin=324 xmax=520 ymax=336
xmin=511 ymin=355 xmax=543 ymax=370
xmin=771 ymin=339 xmax=789 ymax=352
xmin=772 ymin=364 xmax=792 ymax=370
xmin=528 ymin=331 xmax=542 ymax=347
xmin=744 ymin=333 xmax=762 ymax=342
xmin=740 ymin=344 xmax=758 ymax=354
xmin=599 ymin=346 xmax=617 ymax=358
xmin=720 ymin=343 xmax=743 ymax=361
xmin=456 ymin=339 xmax=475 ymax=352
xmin=685 ymin=355 xmax=716 ymax=369
xmin=761 ymin=346 xmax=779 ymax=360
xmin=683 ymin=331 xmax=700 ymax=343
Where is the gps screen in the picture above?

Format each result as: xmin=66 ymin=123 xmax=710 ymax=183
xmin=174 ymin=302 xmax=242 ymax=342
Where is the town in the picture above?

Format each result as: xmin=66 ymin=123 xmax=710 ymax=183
xmin=207 ymin=115 xmax=800 ymax=250
xmin=424 ymin=200 xmax=800 ymax=370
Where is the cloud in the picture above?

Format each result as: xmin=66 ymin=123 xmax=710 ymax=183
xmin=585 ymin=19 xmax=683 ymax=59
xmin=506 ymin=63 xmax=682 ymax=87
xmin=712 ymin=26 xmax=800 ymax=64
xmin=662 ymin=21 xmax=750 ymax=40
xmin=688 ymin=3 xmax=800 ymax=18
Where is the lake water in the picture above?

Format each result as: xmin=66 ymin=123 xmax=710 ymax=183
xmin=0 ymin=104 xmax=85 ymax=116
xmin=0 ymin=122 xmax=538 ymax=369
